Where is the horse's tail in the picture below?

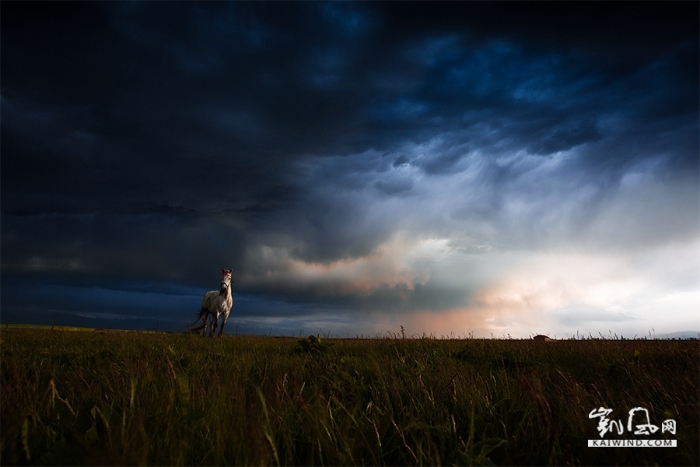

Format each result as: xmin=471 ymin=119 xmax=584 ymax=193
xmin=186 ymin=307 xmax=209 ymax=333
xmin=194 ymin=307 xmax=207 ymax=321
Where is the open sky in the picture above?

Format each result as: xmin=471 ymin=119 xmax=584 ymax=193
xmin=2 ymin=2 xmax=698 ymax=338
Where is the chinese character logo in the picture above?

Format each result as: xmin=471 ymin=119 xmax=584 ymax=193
xmin=589 ymin=407 xmax=624 ymax=438
xmin=662 ymin=419 xmax=676 ymax=435
xmin=627 ymin=407 xmax=659 ymax=435
xmin=589 ymin=407 xmax=676 ymax=439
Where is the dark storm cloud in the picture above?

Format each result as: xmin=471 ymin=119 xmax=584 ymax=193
xmin=2 ymin=2 xmax=698 ymax=332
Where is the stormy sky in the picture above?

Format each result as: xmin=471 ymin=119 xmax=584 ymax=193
xmin=2 ymin=2 xmax=698 ymax=338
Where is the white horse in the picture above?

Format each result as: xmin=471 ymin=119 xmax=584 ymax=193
xmin=190 ymin=268 xmax=233 ymax=337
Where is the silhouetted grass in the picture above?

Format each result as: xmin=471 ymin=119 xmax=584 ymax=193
xmin=1 ymin=329 xmax=697 ymax=465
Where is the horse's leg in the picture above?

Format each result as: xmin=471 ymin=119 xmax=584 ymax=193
xmin=209 ymin=314 xmax=219 ymax=338
xmin=202 ymin=313 xmax=214 ymax=336
xmin=201 ymin=312 xmax=209 ymax=336
xmin=217 ymin=312 xmax=229 ymax=337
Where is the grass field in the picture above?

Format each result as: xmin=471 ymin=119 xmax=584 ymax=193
xmin=1 ymin=328 xmax=698 ymax=466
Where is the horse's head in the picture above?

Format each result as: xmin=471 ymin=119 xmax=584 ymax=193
xmin=220 ymin=268 xmax=233 ymax=293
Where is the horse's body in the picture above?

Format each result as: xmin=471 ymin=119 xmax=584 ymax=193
xmin=190 ymin=269 xmax=233 ymax=337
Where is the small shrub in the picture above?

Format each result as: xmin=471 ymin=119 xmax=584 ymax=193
xmin=294 ymin=334 xmax=334 ymax=355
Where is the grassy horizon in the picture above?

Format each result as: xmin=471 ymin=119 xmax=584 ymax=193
xmin=1 ymin=328 xmax=698 ymax=466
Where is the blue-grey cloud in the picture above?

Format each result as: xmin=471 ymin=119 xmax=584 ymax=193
xmin=2 ymin=2 xmax=698 ymax=336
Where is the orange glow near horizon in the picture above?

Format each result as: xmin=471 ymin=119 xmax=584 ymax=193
xmin=244 ymin=236 xmax=699 ymax=338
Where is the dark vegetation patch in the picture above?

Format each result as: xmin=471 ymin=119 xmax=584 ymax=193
xmin=1 ymin=329 xmax=698 ymax=466
xmin=294 ymin=334 xmax=335 ymax=355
